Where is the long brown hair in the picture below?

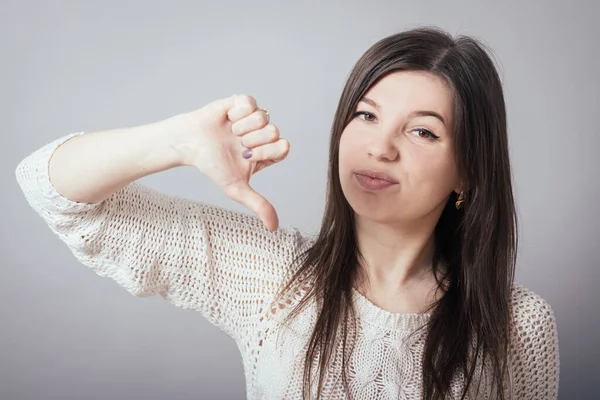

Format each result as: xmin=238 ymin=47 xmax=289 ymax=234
xmin=272 ymin=26 xmax=517 ymax=400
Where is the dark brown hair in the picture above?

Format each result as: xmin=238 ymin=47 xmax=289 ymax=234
xmin=273 ymin=26 xmax=517 ymax=400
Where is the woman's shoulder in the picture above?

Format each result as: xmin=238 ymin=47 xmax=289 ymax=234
xmin=509 ymin=282 xmax=558 ymax=339
xmin=508 ymin=285 xmax=560 ymax=397
xmin=510 ymin=283 xmax=555 ymax=317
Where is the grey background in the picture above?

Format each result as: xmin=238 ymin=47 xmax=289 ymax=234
xmin=2 ymin=0 xmax=598 ymax=399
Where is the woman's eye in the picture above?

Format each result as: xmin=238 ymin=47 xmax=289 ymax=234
xmin=354 ymin=111 xmax=376 ymax=122
xmin=411 ymin=128 xmax=439 ymax=140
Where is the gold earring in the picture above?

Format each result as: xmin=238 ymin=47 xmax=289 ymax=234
xmin=455 ymin=191 xmax=465 ymax=209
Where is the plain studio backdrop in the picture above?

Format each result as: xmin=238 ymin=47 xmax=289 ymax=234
xmin=1 ymin=1 xmax=598 ymax=399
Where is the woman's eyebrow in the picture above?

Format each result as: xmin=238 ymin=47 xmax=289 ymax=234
xmin=360 ymin=96 xmax=447 ymax=127
xmin=360 ymin=96 xmax=381 ymax=110
xmin=409 ymin=110 xmax=447 ymax=127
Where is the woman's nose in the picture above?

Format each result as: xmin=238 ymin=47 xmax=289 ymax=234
xmin=366 ymin=129 xmax=399 ymax=162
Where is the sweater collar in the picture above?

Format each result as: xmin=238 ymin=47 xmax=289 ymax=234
xmin=351 ymin=287 xmax=431 ymax=331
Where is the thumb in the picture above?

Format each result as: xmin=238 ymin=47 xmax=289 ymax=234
xmin=223 ymin=181 xmax=279 ymax=232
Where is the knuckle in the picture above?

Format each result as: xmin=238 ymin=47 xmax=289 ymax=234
xmin=234 ymin=94 xmax=256 ymax=112
xmin=266 ymin=125 xmax=279 ymax=141
xmin=255 ymin=112 xmax=266 ymax=125
xmin=236 ymin=94 xmax=250 ymax=103
xmin=240 ymin=94 xmax=257 ymax=108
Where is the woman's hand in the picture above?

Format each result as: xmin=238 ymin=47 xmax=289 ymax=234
xmin=169 ymin=94 xmax=289 ymax=232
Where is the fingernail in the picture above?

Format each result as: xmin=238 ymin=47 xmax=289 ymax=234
xmin=242 ymin=149 xmax=252 ymax=159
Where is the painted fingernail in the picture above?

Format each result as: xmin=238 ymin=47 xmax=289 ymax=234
xmin=242 ymin=149 xmax=252 ymax=159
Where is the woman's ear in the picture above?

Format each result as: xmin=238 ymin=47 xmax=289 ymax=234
xmin=453 ymin=181 xmax=465 ymax=194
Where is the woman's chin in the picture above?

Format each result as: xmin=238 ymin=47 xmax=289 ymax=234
xmin=343 ymin=186 xmax=405 ymax=224
xmin=351 ymin=204 xmax=398 ymax=225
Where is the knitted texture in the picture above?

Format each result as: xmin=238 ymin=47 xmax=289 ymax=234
xmin=16 ymin=131 xmax=559 ymax=399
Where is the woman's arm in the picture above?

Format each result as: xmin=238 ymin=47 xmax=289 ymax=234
xmin=15 ymin=96 xmax=303 ymax=345
xmin=46 ymin=118 xmax=182 ymax=204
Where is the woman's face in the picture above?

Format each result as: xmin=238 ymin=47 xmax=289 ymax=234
xmin=338 ymin=70 xmax=462 ymax=225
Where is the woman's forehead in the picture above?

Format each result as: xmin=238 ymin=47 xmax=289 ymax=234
xmin=363 ymin=71 xmax=453 ymax=118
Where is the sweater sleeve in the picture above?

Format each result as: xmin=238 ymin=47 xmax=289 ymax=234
xmin=15 ymin=131 xmax=311 ymax=345
xmin=509 ymin=284 xmax=560 ymax=399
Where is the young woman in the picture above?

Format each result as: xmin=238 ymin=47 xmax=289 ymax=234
xmin=16 ymin=27 xmax=559 ymax=399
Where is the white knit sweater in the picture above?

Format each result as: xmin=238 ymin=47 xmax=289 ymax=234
xmin=16 ymin=131 xmax=559 ymax=399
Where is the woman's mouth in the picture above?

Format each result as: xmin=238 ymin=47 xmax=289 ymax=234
xmin=354 ymin=170 xmax=399 ymax=190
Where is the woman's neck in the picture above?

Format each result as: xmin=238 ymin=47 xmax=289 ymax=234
xmin=353 ymin=214 xmax=438 ymax=297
